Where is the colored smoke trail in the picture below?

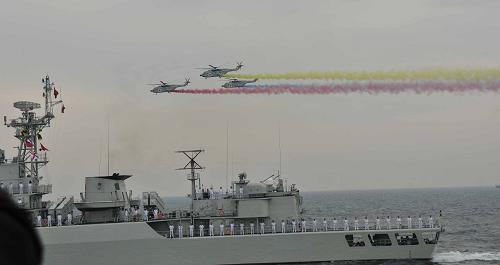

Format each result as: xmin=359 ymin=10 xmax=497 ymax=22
xmin=174 ymin=81 xmax=500 ymax=95
xmin=226 ymin=68 xmax=500 ymax=81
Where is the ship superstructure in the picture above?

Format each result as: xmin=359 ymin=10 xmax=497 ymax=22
xmin=0 ymin=76 xmax=72 ymax=222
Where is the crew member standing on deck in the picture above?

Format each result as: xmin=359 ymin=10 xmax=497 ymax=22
xmin=153 ymin=209 xmax=158 ymax=220
xmin=240 ymin=223 xmax=245 ymax=235
xmin=344 ymin=218 xmax=349 ymax=231
xmin=429 ymin=215 xmax=434 ymax=228
xmin=323 ymin=218 xmax=328 ymax=231
xmin=189 ymin=224 xmax=194 ymax=237
xmin=169 ymin=224 xmax=174 ymax=238
xmin=124 ymin=209 xmax=129 ymax=222
xmin=376 ymin=216 xmax=381 ymax=230
xmin=230 ymin=223 xmax=234 ymax=235
xmin=407 ymin=216 xmax=412 ymax=229
xmin=354 ymin=217 xmax=359 ymax=230
xmin=364 ymin=216 xmax=369 ymax=230
xmin=209 ymin=222 xmax=214 ymax=236
xmin=178 ymin=225 xmax=183 ymax=238
xmin=301 ymin=219 xmax=306 ymax=232
xmin=19 ymin=182 xmax=23 ymax=194
xmin=418 ymin=215 xmax=423 ymax=229
xmin=333 ymin=218 xmax=337 ymax=231
xmin=219 ymin=223 xmax=224 ymax=236
xmin=313 ymin=218 xmax=317 ymax=232
xmin=292 ymin=219 xmax=297 ymax=232
xmin=47 ymin=215 xmax=52 ymax=227
xmin=67 ymin=213 xmax=72 ymax=225
xmin=250 ymin=223 xmax=255 ymax=234
xmin=271 ymin=220 xmax=276 ymax=233
xmin=260 ymin=222 xmax=265 ymax=234
xmin=144 ymin=209 xmax=149 ymax=221
xmin=281 ymin=220 xmax=286 ymax=233
xmin=396 ymin=216 xmax=401 ymax=229
xmin=386 ymin=216 xmax=391 ymax=229
xmin=199 ymin=224 xmax=204 ymax=237
xmin=36 ymin=215 xmax=42 ymax=227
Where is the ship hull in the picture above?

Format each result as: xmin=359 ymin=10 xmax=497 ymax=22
xmin=38 ymin=222 xmax=439 ymax=265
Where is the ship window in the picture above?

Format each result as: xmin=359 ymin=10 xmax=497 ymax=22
xmin=422 ymin=232 xmax=439 ymax=244
xmin=395 ymin=233 xmax=419 ymax=245
xmin=368 ymin=234 xmax=392 ymax=246
xmin=345 ymin=234 xmax=365 ymax=247
xmin=115 ymin=183 xmax=120 ymax=190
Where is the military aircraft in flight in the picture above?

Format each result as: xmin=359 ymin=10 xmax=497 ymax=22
xmin=222 ymin=78 xmax=258 ymax=88
xmin=148 ymin=78 xmax=190 ymax=94
xmin=199 ymin=62 xmax=243 ymax=78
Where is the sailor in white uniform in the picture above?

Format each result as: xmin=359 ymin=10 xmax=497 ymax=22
xmin=9 ymin=183 xmax=13 ymax=195
xmin=209 ymin=223 xmax=214 ymax=236
xmin=344 ymin=218 xmax=349 ymax=231
xmin=281 ymin=220 xmax=286 ymax=233
xmin=153 ymin=209 xmax=158 ymax=220
xmin=429 ymin=215 xmax=434 ymax=228
xmin=19 ymin=182 xmax=24 ymax=194
xmin=189 ymin=224 xmax=194 ymax=237
xmin=301 ymin=219 xmax=306 ymax=232
xmin=28 ymin=182 xmax=32 ymax=193
xmin=407 ymin=216 xmax=412 ymax=229
xmin=312 ymin=218 xmax=317 ymax=232
xmin=333 ymin=218 xmax=337 ymax=231
xmin=250 ymin=223 xmax=255 ymax=234
xmin=219 ymin=223 xmax=225 ymax=236
xmin=144 ymin=209 xmax=149 ymax=221
xmin=36 ymin=215 xmax=42 ymax=227
xmin=199 ymin=224 xmax=205 ymax=237
xmin=376 ymin=216 xmax=381 ymax=230
xmin=396 ymin=216 xmax=401 ymax=229
xmin=291 ymin=219 xmax=297 ymax=232
xmin=418 ymin=215 xmax=423 ymax=229
xmin=354 ymin=217 xmax=359 ymax=231
xmin=271 ymin=220 xmax=276 ymax=234
xmin=57 ymin=214 xmax=62 ymax=226
xmin=386 ymin=216 xmax=391 ymax=229
xmin=240 ymin=223 xmax=245 ymax=235
xmin=124 ymin=209 xmax=129 ymax=222
xmin=178 ymin=225 xmax=183 ymax=238
xmin=67 ymin=213 xmax=72 ymax=225
xmin=169 ymin=224 xmax=175 ymax=238
xmin=364 ymin=216 xmax=369 ymax=230
xmin=260 ymin=222 xmax=265 ymax=234
xmin=47 ymin=215 xmax=52 ymax=227
xmin=323 ymin=218 xmax=328 ymax=231
xmin=230 ymin=223 xmax=235 ymax=235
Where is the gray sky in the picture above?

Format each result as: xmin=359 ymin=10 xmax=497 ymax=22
xmin=1 ymin=0 xmax=500 ymax=198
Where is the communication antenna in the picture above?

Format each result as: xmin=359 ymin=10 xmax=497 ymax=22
xmin=225 ymin=121 xmax=229 ymax=191
xmin=107 ymin=119 xmax=110 ymax=176
xmin=176 ymin=149 xmax=204 ymax=224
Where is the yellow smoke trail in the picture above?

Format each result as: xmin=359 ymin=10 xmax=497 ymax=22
xmin=226 ymin=68 xmax=500 ymax=81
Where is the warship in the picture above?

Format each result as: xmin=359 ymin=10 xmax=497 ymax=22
xmin=1 ymin=76 xmax=443 ymax=265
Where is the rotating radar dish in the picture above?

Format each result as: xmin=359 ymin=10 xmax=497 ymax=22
xmin=13 ymin=101 xmax=41 ymax=112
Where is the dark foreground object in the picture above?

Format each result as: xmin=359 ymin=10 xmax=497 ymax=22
xmin=0 ymin=191 xmax=42 ymax=265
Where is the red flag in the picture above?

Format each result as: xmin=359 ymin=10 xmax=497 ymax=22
xmin=40 ymin=144 xmax=49 ymax=151
xmin=54 ymin=88 xmax=59 ymax=98
xmin=31 ymin=151 xmax=38 ymax=160
xmin=24 ymin=140 xmax=33 ymax=148
xmin=61 ymin=104 xmax=66 ymax=113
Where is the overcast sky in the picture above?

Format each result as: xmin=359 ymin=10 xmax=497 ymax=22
xmin=1 ymin=0 xmax=500 ymax=198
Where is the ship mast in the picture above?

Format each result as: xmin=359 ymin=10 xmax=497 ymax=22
xmin=3 ymin=75 xmax=63 ymax=181
xmin=176 ymin=149 xmax=204 ymax=224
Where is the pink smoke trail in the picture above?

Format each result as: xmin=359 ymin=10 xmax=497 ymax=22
xmin=173 ymin=81 xmax=500 ymax=95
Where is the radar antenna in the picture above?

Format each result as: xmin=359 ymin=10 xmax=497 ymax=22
xmin=176 ymin=149 xmax=204 ymax=224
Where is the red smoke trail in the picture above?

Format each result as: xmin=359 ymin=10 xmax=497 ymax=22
xmin=174 ymin=81 xmax=500 ymax=95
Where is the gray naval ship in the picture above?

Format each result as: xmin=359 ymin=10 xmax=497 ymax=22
xmin=1 ymin=76 xmax=443 ymax=265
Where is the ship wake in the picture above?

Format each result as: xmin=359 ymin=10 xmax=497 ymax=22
xmin=433 ymin=251 xmax=500 ymax=263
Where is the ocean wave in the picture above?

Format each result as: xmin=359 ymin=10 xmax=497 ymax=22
xmin=433 ymin=251 xmax=500 ymax=262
